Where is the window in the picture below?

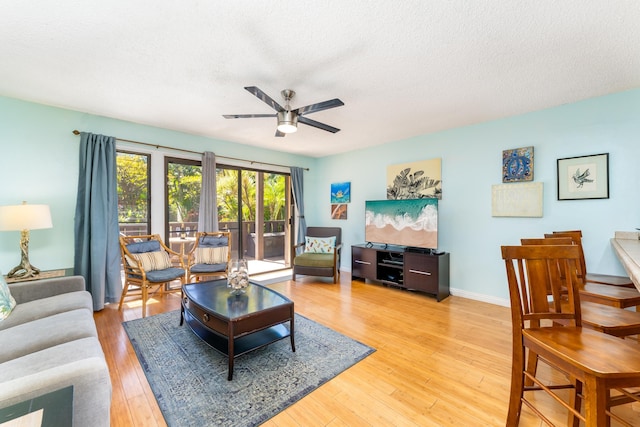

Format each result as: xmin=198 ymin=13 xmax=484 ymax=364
xmin=165 ymin=157 xmax=202 ymax=256
xmin=116 ymin=151 xmax=150 ymax=236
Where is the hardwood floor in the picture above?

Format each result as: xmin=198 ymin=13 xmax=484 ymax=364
xmin=95 ymin=273 xmax=640 ymax=426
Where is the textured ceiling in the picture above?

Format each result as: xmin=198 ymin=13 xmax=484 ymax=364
xmin=1 ymin=1 xmax=639 ymax=157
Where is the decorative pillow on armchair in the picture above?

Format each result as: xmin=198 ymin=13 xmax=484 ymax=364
xmin=304 ymin=236 xmax=336 ymax=254
xmin=195 ymin=247 xmax=228 ymax=264
xmin=126 ymin=251 xmax=173 ymax=271
xmin=0 ymin=273 xmax=16 ymax=321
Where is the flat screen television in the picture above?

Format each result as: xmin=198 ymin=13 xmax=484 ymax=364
xmin=365 ymin=198 xmax=438 ymax=250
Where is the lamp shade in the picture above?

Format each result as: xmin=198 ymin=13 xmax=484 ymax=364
xmin=277 ymin=110 xmax=298 ymax=134
xmin=0 ymin=203 xmax=53 ymax=231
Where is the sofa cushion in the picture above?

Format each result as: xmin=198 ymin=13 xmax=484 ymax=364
xmin=304 ymin=236 xmax=336 ymax=254
xmin=0 ymin=309 xmax=98 ymax=363
xmin=8 ymin=276 xmax=85 ymax=304
xmin=294 ymin=252 xmax=335 ymax=268
xmin=0 ymin=337 xmax=111 ymax=427
xmin=0 ymin=291 xmax=92 ymax=331
xmin=0 ymin=274 xmax=16 ymax=321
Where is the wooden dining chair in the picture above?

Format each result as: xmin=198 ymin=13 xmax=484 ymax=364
xmin=551 ymin=230 xmax=635 ymax=288
xmin=521 ymin=237 xmax=640 ymax=338
xmin=502 ymin=244 xmax=640 ymax=426
xmin=545 ymin=233 xmax=640 ymax=310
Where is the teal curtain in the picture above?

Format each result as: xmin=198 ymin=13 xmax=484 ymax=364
xmin=290 ymin=167 xmax=307 ymax=250
xmin=74 ymin=132 xmax=121 ymax=310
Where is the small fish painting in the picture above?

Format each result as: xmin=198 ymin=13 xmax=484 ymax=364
xmin=331 ymin=182 xmax=350 ymax=203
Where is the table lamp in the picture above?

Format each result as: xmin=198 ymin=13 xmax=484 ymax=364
xmin=0 ymin=201 xmax=53 ymax=279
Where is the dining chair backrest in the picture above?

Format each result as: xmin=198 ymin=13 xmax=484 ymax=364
xmin=502 ymin=244 xmax=583 ymax=330
xmin=546 ymin=231 xmax=586 ymax=281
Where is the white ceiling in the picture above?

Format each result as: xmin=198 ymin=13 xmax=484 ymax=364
xmin=1 ymin=1 xmax=639 ymax=157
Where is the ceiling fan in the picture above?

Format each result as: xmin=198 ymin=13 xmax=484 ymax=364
xmin=223 ymin=86 xmax=344 ymax=137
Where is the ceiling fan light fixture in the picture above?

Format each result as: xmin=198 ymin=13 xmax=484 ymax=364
xmin=277 ymin=110 xmax=298 ymax=133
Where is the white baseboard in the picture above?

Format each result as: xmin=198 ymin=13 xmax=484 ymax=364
xmin=449 ymin=287 xmax=510 ymax=307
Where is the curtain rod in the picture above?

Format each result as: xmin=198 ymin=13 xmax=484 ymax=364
xmin=71 ymin=130 xmax=309 ymax=171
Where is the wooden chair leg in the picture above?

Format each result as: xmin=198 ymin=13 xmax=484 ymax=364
xmin=507 ymin=356 xmax=524 ymax=426
xmin=584 ymin=376 xmax=608 ymax=427
xmin=524 ymin=349 xmax=539 ymax=386
xmin=141 ymin=284 xmax=148 ymax=318
xmin=118 ymin=284 xmax=129 ymax=311
xmin=568 ymin=378 xmax=583 ymax=427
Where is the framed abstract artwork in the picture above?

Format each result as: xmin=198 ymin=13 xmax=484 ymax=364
xmin=557 ymin=153 xmax=609 ymax=200
xmin=502 ymin=146 xmax=533 ymax=182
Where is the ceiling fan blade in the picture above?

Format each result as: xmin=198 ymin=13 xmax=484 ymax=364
xmin=298 ymin=116 xmax=340 ymax=133
xmin=223 ymin=114 xmax=276 ymax=119
xmin=275 ymin=129 xmax=286 ymax=137
xmin=295 ymin=98 xmax=344 ymax=116
xmin=244 ymin=86 xmax=284 ymax=112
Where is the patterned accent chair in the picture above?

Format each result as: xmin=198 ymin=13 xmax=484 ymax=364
xmin=292 ymin=227 xmax=342 ymax=283
xmin=186 ymin=231 xmax=231 ymax=283
xmin=118 ymin=234 xmax=186 ymax=317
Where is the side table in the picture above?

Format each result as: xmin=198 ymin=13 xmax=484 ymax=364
xmin=4 ymin=268 xmax=74 ymax=284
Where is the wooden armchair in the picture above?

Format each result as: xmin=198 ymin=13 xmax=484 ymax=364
xmin=118 ymin=234 xmax=186 ymax=317
xmin=292 ymin=227 xmax=342 ymax=283
xmin=186 ymin=231 xmax=231 ymax=282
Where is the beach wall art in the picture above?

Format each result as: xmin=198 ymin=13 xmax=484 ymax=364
xmin=365 ymin=198 xmax=438 ymax=249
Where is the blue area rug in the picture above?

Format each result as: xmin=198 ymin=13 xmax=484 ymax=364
xmin=123 ymin=310 xmax=375 ymax=427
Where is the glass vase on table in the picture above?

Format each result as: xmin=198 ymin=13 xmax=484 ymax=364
xmin=227 ymin=259 xmax=249 ymax=294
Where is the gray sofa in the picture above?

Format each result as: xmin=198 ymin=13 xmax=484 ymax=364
xmin=0 ymin=275 xmax=111 ymax=426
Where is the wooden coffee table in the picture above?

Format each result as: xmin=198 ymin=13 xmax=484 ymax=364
xmin=180 ymin=279 xmax=295 ymax=380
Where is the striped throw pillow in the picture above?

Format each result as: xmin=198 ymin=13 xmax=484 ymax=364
xmin=195 ymin=247 xmax=228 ymax=264
xmin=126 ymin=251 xmax=172 ymax=271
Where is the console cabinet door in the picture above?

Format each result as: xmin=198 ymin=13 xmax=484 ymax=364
xmin=404 ymin=253 xmax=438 ymax=294
xmin=351 ymin=247 xmax=377 ymax=280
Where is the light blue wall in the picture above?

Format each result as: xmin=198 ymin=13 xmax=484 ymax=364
xmin=306 ymin=89 xmax=640 ymax=304
xmin=0 ymin=96 xmax=314 ymax=274
xmin=1 ymin=90 xmax=638 ymax=305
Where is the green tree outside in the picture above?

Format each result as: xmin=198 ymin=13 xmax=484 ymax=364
xmin=116 ymin=152 xmax=148 ymax=223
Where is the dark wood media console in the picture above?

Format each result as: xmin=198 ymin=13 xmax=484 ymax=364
xmin=351 ymin=244 xmax=450 ymax=301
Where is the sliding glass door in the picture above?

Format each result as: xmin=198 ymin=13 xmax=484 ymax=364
xmin=162 ymin=158 xmax=292 ymax=275
xmin=217 ymin=166 xmax=291 ymax=274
